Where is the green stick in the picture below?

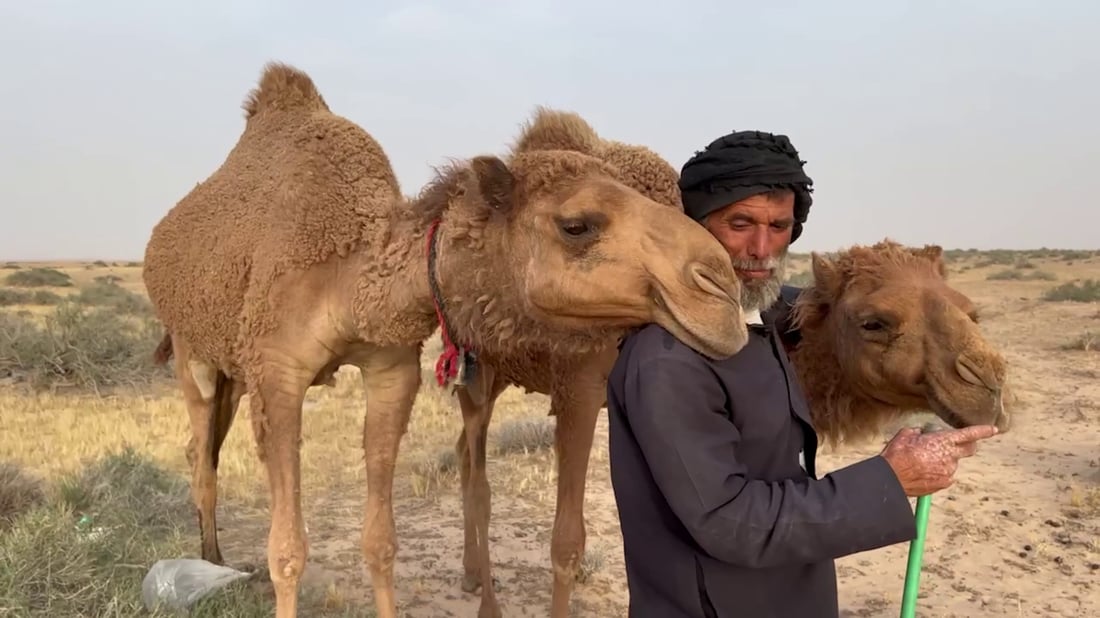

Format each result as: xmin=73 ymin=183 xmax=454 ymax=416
xmin=899 ymin=491 xmax=932 ymax=617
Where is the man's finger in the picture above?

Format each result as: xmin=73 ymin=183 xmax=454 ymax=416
xmin=944 ymin=424 xmax=999 ymax=444
xmin=954 ymin=441 xmax=978 ymax=458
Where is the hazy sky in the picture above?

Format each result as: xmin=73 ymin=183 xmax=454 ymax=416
xmin=2 ymin=1 xmax=1097 ymax=261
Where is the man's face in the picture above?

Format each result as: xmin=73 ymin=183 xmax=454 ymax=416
xmin=702 ymin=190 xmax=795 ymax=312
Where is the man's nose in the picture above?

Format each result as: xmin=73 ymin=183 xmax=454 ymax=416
xmin=747 ymin=228 xmax=769 ymax=259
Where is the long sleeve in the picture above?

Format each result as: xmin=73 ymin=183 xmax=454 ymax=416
xmin=622 ymin=350 xmax=917 ymax=569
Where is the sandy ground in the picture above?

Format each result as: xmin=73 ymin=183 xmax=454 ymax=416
xmin=4 ymin=253 xmax=1098 ymax=617
xmin=200 ymin=257 xmax=1100 ymax=618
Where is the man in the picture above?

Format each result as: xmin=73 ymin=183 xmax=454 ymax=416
xmin=606 ymin=130 xmax=999 ymax=617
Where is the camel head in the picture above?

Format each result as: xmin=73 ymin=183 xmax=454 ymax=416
xmin=792 ymin=240 xmax=1012 ymax=445
xmin=433 ymin=151 xmax=748 ymax=360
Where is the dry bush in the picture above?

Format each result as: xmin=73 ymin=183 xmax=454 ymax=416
xmin=0 ymin=448 xmax=374 ymax=617
xmin=0 ymin=302 xmax=170 ymax=391
xmin=986 ymin=269 xmax=1057 ymax=282
xmin=493 ymin=417 xmax=556 ymax=456
xmin=1043 ymin=279 xmax=1100 ymax=303
xmin=0 ymin=461 xmax=47 ymax=529
xmin=0 ymin=288 xmax=63 ymax=307
xmin=4 ymin=267 xmax=72 ymax=288
xmin=73 ymin=279 xmax=152 ymax=315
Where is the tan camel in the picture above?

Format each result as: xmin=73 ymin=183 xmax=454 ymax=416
xmin=444 ymin=111 xmax=1014 ymax=617
xmin=141 ymin=62 xmax=748 ymax=618
xmin=441 ymin=108 xmax=694 ymax=618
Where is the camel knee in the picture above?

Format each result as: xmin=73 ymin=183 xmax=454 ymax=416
xmin=550 ymin=525 xmax=586 ymax=580
xmin=362 ymin=526 xmax=397 ymax=573
xmin=269 ymin=537 xmax=309 ymax=585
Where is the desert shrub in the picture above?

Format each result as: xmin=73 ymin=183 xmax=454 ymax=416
xmin=4 ymin=267 xmax=72 ymax=288
xmin=2 ymin=263 xmax=20 ymax=270
xmin=1042 ymin=279 xmax=1100 ymax=303
xmin=0 ymin=462 xmax=47 ymax=530
xmin=973 ymin=250 xmax=1019 ymax=268
xmin=1058 ymin=250 xmax=1094 ymax=261
xmin=0 ymin=302 xmax=169 ymax=391
xmin=74 ymin=279 xmax=152 ymax=315
xmin=986 ymin=269 xmax=1057 ymax=282
xmin=1061 ymin=331 xmax=1096 ymax=352
xmin=0 ymin=449 xmax=371 ymax=617
xmin=493 ymin=418 xmax=556 ymax=455
xmin=0 ymin=288 xmax=65 ymax=306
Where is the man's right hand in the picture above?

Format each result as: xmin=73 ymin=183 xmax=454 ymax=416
xmin=880 ymin=424 xmax=1000 ymax=496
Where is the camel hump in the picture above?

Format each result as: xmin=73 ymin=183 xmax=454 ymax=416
xmin=511 ymin=106 xmax=602 ymax=156
xmin=242 ymin=61 xmax=329 ymax=119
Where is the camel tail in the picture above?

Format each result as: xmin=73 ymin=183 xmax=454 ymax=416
xmin=242 ymin=61 xmax=329 ymax=119
xmin=153 ymin=332 xmax=174 ymax=366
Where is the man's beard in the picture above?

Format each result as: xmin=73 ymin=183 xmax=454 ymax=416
xmin=731 ymin=251 xmax=789 ymax=313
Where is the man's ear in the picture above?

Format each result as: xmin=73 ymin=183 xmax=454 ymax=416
xmin=468 ymin=156 xmax=515 ymax=214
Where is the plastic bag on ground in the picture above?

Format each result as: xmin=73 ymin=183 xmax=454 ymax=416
xmin=141 ymin=557 xmax=254 ymax=611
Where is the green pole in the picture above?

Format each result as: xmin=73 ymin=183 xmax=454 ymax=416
xmin=899 ymin=493 xmax=931 ymax=617
xmin=901 ymin=422 xmax=943 ymax=618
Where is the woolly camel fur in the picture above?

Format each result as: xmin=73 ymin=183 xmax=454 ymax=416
xmin=443 ymin=110 xmax=1015 ymax=617
xmin=141 ymin=62 xmax=748 ymax=618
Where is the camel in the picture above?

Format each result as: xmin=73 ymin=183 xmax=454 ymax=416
xmin=787 ymin=240 xmax=1013 ymax=447
xmin=141 ymin=61 xmax=748 ymax=618
xmin=442 ymin=111 xmax=1015 ymax=617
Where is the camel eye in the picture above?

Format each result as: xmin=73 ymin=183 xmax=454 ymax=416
xmin=860 ymin=320 xmax=885 ymax=332
xmin=561 ymin=221 xmax=589 ymax=236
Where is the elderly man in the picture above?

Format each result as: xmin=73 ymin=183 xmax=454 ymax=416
xmin=606 ymin=130 xmax=999 ymax=617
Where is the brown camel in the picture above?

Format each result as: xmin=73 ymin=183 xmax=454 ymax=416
xmin=788 ymin=240 xmax=1013 ymax=447
xmin=444 ymin=111 xmax=1014 ymax=617
xmin=141 ymin=62 xmax=747 ymax=618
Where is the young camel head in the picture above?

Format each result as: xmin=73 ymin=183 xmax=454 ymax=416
xmin=432 ymin=150 xmax=749 ymax=360
xmin=791 ymin=241 xmax=1012 ymax=446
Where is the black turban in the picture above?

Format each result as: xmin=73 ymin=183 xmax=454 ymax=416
xmin=678 ymin=130 xmax=814 ymax=243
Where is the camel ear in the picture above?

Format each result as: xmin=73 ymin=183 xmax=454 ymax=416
xmin=910 ymin=244 xmax=947 ymax=277
xmin=469 ymin=156 xmax=515 ymax=214
xmin=810 ymin=252 xmax=843 ymax=301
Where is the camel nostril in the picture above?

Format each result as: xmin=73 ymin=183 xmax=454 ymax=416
xmin=955 ymin=354 xmax=997 ymax=390
xmin=689 ymin=264 xmax=738 ymax=305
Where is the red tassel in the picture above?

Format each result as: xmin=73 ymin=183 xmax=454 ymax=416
xmin=427 ymin=219 xmax=463 ymax=387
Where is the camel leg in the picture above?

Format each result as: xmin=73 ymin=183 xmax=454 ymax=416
xmin=456 ymin=375 xmax=507 ymax=595
xmin=453 ymin=371 xmax=507 ymax=618
xmin=174 ymin=340 xmax=241 ymax=565
xmin=359 ymin=346 xmax=421 ymax=618
xmin=250 ymin=365 xmax=313 ymax=618
xmin=548 ymin=387 xmax=603 ymax=618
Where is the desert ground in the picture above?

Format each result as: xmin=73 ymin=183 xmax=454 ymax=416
xmin=1 ymin=248 xmax=1098 ymax=617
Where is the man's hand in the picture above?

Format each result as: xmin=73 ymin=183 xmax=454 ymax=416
xmin=880 ymin=424 xmax=999 ymax=497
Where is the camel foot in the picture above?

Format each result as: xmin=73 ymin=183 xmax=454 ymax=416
xmin=478 ymin=602 xmax=504 ymax=618
xmin=461 ymin=572 xmax=501 ymax=594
